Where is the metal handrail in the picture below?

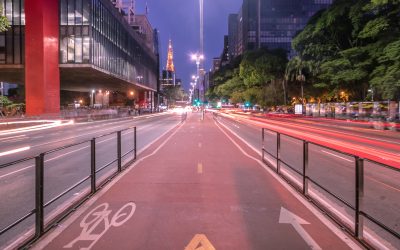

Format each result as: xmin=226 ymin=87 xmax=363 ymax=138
xmin=96 ymin=158 xmax=118 ymax=174
xmin=261 ymin=127 xmax=400 ymax=247
xmin=44 ymin=176 xmax=91 ymax=208
xmin=44 ymin=140 xmax=90 ymax=155
xmin=0 ymin=126 xmax=137 ymax=247
xmin=0 ymin=156 xmax=36 ymax=169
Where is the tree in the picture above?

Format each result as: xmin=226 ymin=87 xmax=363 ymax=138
xmin=239 ymin=49 xmax=287 ymax=106
xmin=291 ymin=0 xmax=400 ymax=101
xmin=0 ymin=5 xmax=10 ymax=32
xmin=285 ymin=56 xmax=318 ymax=103
xmin=162 ymin=86 xmax=184 ymax=105
xmin=0 ymin=95 xmax=13 ymax=106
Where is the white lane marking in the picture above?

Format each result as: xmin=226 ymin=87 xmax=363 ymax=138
xmin=279 ymin=207 xmax=321 ymax=250
xmin=64 ymin=202 xmax=136 ymax=250
xmin=31 ymin=114 xmax=175 ymax=149
xmin=279 ymin=169 xmax=393 ymax=250
xmin=321 ymin=150 xmax=353 ymax=162
xmin=222 ymin=113 xmax=400 ymax=163
xmin=2 ymin=138 xmax=25 ymax=143
xmin=0 ymin=165 xmax=33 ymax=180
xmin=0 ymin=146 xmax=31 ymax=157
xmin=31 ymin=120 xmax=185 ymax=250
xmin=0 ymin=123 xmax=169 ymax=180
xmin=214 ymin=120 xmax=362 ymax=250
xmin=0 ymin=120 xmax=73 ymax=136
xmin=257 ymin=114 xmax=400 ymax=146
xmin=76 ymin=112 xmax=168 ymax=126
xmin=31 ymin=127 xmax=126 ymax=148
xmin=0 ymin=135 xmax=26 ymax=141
xmin=220 ymin=117 xmax=396 ymax=250
xmin=0 ymin=146 xmax=89 ymax=180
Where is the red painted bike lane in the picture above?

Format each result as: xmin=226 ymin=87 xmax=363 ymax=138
xmin=33 ymin=112 xmax=362 ymax=250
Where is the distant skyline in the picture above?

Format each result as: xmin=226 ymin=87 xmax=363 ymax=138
xmin=136 ymin=0 xmax=242 ymax=90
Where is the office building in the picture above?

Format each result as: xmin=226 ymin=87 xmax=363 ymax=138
xmin=0 ymin=0 xmax=158 ymax=115
xmin=228 ymin=14 xmax=239 ymax=59
xmin=229 ymin=0 xmax=332 ymax=57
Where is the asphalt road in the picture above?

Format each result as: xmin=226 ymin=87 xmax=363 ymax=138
xmin=0 ymin=112 xmax=182 ymax=248
xmin=214 ymin=113 xmax=399 ymax=249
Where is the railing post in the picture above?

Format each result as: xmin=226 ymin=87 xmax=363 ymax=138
xmin=262 ymin=128 xmax=265 ymax=161
xmin=276 ymin=132 xmax=281 ymax=174
xmin=355 ymin=157 xmax=364 ymax=239
xmin=117 ymin=131 xmax=122 ymax=172
xmin=134 ymin=127 xmax=137 ymax=161
xmin=303 ymin=141 xmax=309 ymax=196
xmin=91 ymin=138 xmax=96 ymax=194
xmin=35 ymin=153 xmax=44 ymax=238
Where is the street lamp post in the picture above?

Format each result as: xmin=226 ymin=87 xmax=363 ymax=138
xmin=296 ymin=72 xmax=306 ymax=104
xmin=368 ymin=89 xmax=374 ymax=102
xmin=191 ymin=53 xmax=204 ymax=103
xmin=0 ymin=82 xmax=4 ymax=118
xmin=91 ymin=89 xmax=95 ymax=107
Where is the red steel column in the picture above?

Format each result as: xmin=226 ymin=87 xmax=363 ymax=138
xmin=25 ymin=0 xmax=60 ymax=116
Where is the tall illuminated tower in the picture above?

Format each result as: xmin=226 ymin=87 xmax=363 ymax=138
xmin=161 ymin=39 xmax=176 ymax=89
xmin=166 ymin=39 xmax=175 ymax=72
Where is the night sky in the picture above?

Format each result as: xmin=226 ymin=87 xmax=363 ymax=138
xmin=136 ymin=0 xmax=242 ymax=91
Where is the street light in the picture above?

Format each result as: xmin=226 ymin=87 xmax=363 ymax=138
xmin=90 ymin=89 xmax=95 ymax=107
xmin=190 ymin=53 xmax=204 ymax=102
xmin=0 ymin=82 xmax=4 ymax=115
xmin=296 ymin=72 xmax=306 ymax=103
xmin=368 ymin=89 xmax=374 ymax=101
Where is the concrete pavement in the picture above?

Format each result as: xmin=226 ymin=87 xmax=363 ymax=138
xmin=32 ymin=112 xmax=362 ymax=250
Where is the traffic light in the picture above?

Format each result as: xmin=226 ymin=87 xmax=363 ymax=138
xmin=193 ymin=99 xmax=202 ymax=107
xmin=245 ymin=101 xmax=251 ymax=107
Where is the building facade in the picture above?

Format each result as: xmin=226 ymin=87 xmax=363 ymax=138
xmin=0 ymin=0 xmax=158 ymax=114
xmin=229 ymin=0 xmax=332 ymax=57
xmin=228 ymin=14 xmax=238 ymax=59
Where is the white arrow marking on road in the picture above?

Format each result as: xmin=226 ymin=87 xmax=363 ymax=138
xmin=279 ymin=207 xmax=322 ymax=250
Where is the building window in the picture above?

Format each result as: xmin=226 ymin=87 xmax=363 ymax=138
xmin=75 ymin=37 xmax=82 ymax=62
xmin=82 ymin=0 xmax=89 ymax=25
xmin=83 ymin=36 xmax=90 ymax=63
xmin=67 ymin=36 xmax=74 ymax=62
xmin=75 ymin=0 xmax=82 ymax=24
xmin=68 ymin=0 xmax=74 ymax=25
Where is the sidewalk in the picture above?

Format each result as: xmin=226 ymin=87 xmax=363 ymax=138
xmin=33 ymin=112 xmax=361 ymax=250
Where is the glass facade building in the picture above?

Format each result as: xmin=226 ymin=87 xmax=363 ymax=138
xmin=0 ymin=0 xmax=157 ymax=91
xmin=0 ymin=0 xmax=25 ymax=65
xmin=60 ymin=0 xmax=157 ymax=90
xmin=231 ymin=0 xmax=332 ymax=56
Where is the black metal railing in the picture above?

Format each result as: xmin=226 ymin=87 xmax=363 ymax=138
xmin=0 ymin=126 xmax=137 ymax=248
xmin=261 ymin=128 xmax=400 ymax=248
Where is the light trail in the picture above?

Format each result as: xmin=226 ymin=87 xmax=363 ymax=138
xmin=0 ymin=120 xmax=74 ymax=136
xmin=220 ymin=113 xmax=400 ymax=169
xmin=0 ymin=146 xmax=31 ymax=157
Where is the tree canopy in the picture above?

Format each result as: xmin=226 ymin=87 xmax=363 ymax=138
xmin=0 ymin=5 xmax=10 ymax=32
xmin=290 ymin=0 xmax=400 ymax=100
xmin=208 ymin=48 xmax=287 ymax=107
